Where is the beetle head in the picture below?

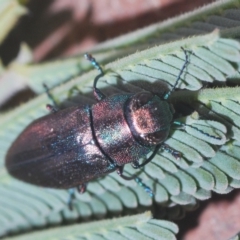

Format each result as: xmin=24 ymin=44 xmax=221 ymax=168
xmin=126 ymin=92 xmax=173 ymax=146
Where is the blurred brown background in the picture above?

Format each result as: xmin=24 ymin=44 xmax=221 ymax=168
xmin=0 ymin=0 xmax=215 ymax=64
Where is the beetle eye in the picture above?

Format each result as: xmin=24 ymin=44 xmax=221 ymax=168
xmin=132 ymin=92 xmax=153 ymax=111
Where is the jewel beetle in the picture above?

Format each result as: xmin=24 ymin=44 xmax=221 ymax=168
xmin=5 ymin=49 xmax=190 ymax=197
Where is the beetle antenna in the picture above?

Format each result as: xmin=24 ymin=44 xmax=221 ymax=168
xmin=85 ymin=53 xmax=106 ymax=101
xmin=164 ymin=47 xmax=190 ymax=100
xmin=173 ymin=121 xmax=221 ymax=140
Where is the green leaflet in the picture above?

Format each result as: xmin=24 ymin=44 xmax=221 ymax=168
xmin=1 ymin=212 xmax=178 ymax=240
xmin=2 ymin=0 xmax=240 ymax=95
xmin=1 ymin=0 xmax=240 ymax=239
xmin=1 ymin=52 xmax=240 ymax=237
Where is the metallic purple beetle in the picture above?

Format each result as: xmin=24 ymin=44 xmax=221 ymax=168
xmin=5 ymin=52 xmax=188 ymax=194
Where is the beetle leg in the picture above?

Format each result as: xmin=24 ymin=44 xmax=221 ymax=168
xmin=77 ymin=183 xmax=87 ymax=194
xmin=93 ymin=87 xmax=106 ymax=102
xmin=135 ymin=177 xmax=154 ymax=197
xmin=84 ymin=53 xmax=106 ymax=101
xmin=117 ymin=167 xmax=154 ymax=197
xmin=46 ymin=104 xmax=58 ymax=113
xmin=131 ymin=161 xmax=139 ymax=168
xmin=66 ymin=184 xmax=87 ymax=210
xmin=161 ymin=143 xmax=181 ymax=160
xmin=43 ymin=83 xmax=59 ymax=109
xmin=131 ymin=145 xmax=161 ymax=169
xmin=116 ymin=166 xmax=136 ymax=180
xmin=67 ymin=188 xmax=76 ymax=210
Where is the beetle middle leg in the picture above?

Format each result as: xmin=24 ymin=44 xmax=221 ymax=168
xmin=116 ymin=166 xmax=154 ymax=197
xmin=160 ymin=143 xmax=181 ymax=159
xmin=132 ymin=144 xmax=181 ymax=167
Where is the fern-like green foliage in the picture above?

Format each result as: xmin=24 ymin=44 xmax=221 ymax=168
xmin=1 ymin=0 xmax=240 ymax=239
xmin=1 ymin=212 xmax=178 ymax=240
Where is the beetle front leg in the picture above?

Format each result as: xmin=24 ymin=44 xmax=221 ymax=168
xmin=116 ymin=166 xmax=136 ymax=180
xmin=85 ymin=53 xmax=106 ymax=101
xmin=131 ymin=145 xmax=161 ymax=169
xmin=43 ymin=83 xmax=59 ymax=110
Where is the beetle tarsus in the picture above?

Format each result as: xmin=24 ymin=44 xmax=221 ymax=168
xmin=135 ymin=177 xmax=154 ymax=197
xmin=161 ymin=143 xmax=181 ymax=160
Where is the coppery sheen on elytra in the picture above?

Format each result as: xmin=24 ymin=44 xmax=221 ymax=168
xmin=5 ymin=91 xmax=173 ymax=189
